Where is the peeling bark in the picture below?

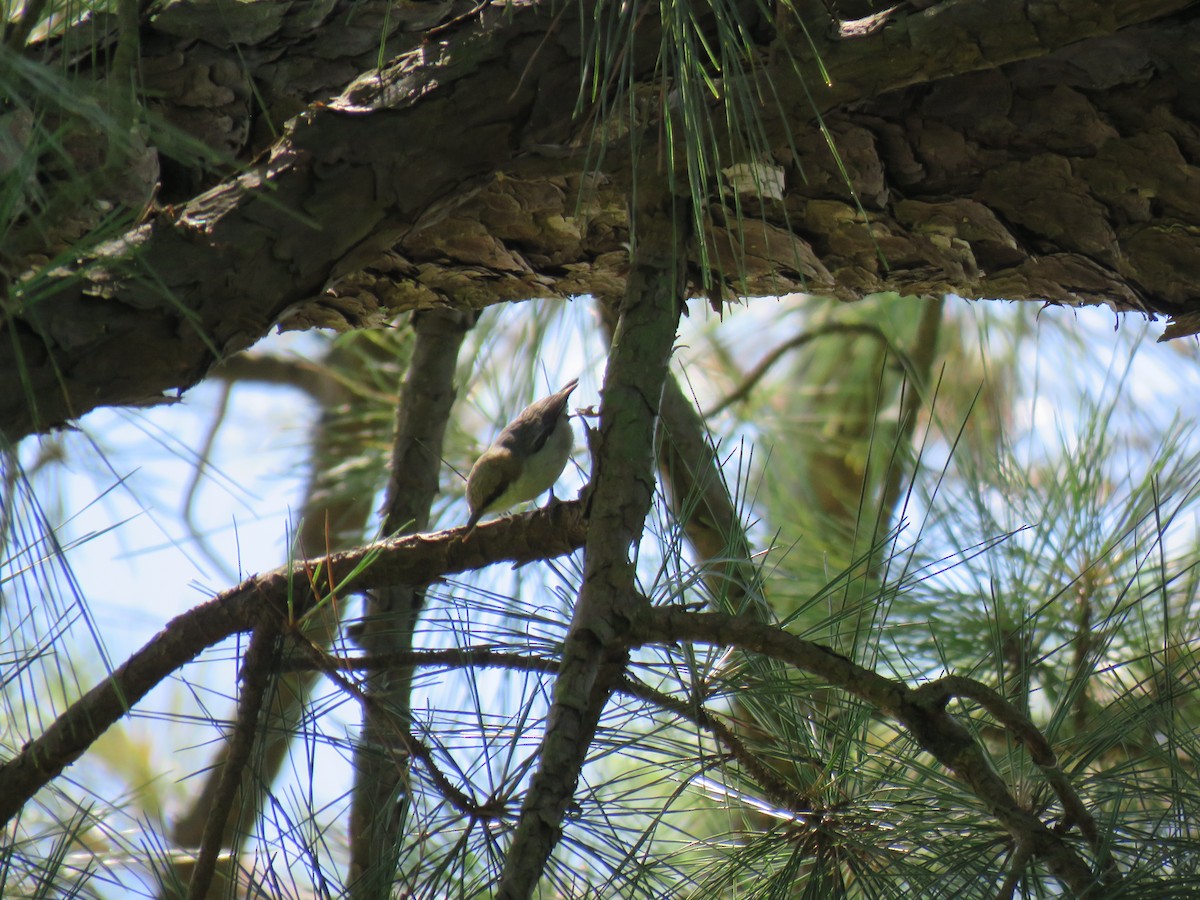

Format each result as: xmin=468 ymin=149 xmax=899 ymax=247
xmin=4 ymin=0 xmax=1200 ymax=441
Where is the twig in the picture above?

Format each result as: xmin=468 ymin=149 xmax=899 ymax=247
xmin=314 ymin=647 xmax=481 ymax=817
xmin=621 ymin=677 xmax=814 ymax=816
xmin=282 ymin=640 xmax=559 ymax=675
xmin=705 ymin=322 xmax=908 ymax=417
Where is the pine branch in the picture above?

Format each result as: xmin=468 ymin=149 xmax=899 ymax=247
xmin=634 ymin=606 xmax=1115 ymax=895
xmin=170 ymin=336 xmax=386 ymax=890
xmin=184 ymin=623 xmax=283 ymax=900
xmin=0 ymin=503 xmax=587 ymax=827
xmin=497 ymin=185 xmax=691 ymax=897
xmin=349 ymin=307 xmax=474 ymax=897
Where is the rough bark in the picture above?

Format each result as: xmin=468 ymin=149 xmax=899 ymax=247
xmin=498 ymin=182 xmax=689 ymax=897
xmin=4 ymin=0 xmax=1200 ymax=442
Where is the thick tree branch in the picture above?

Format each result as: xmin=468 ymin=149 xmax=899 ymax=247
xmin=497 ymin=185 xmax=690 ymax=897
xmin=5 ymin=1 xmax=1199 ymax=440
xmin=1 ymin=0 xmax=566 ymax=439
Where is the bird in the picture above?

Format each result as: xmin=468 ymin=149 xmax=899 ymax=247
xmin=464 ymin=378 xmax=579 ymax=533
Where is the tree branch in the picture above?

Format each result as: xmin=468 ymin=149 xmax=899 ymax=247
xmin=914 ymin=674 xmax=1117 ymax=881
xmin=169 ymin=335 xmax=382 ymax=893
xmin=0 ymin=503 xmax=587 ymax=826
xmin=6 ymin=0 xmax=1198 ymax=439
xmin=349 ymin=307 xmax=474 ymax=897
xmin=184 ymin=623 xmax=283 ymax=900
xmin=704 ymin=322 xmax=901 ymax=418
xmin=497 ymin=185 xmax=691 ymax=896
xmin=633 ymin=606 xmax=1115 ymax=895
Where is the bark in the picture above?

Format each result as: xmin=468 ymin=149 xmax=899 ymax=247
xmin=4 ymin=1 xmax=1200 ymax=441
xmin=348 ymin=308 xmax=473 ymax=897
xmin=0 ymin=500 xmax=589 ymax=827
xmin=498 ymin=182 xmax=689 ymax=897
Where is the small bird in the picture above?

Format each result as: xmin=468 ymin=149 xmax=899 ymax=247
xmin=465 ymin=378 xmax=579 ymax=532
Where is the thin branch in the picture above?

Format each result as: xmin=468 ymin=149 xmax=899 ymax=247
xmin=915 ymin=674 xmax=1117 ymax=880
xmin=996 ymin=838 xmax=1034 ymax=900
xmin=620 ymin=677 xmax=813 ymax=816
xmin=632 ymin=605 xmax=1114 ymax=896
xmin=282 ymin=641 xmax=560 ymax=676
xmin=180 ymin=379 xmax=236 ymax=580
xmin=705 ymin=322 xmax=901 ymax=417
xmin=313 ymin=645 xmax=481 ymax=818
xmin=209 ymin=352 xmax=335 ymax=400
xmin=185 ymin=623 xmax=283 ymax=900
xmin=349 ymin=307 xmax=474 ymax=897
xmin=0 ymin=503 xmax=587 ymax=826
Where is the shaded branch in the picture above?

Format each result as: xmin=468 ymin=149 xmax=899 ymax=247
xmin=349 ymin=307 xmax=474 ymax=896
xmin=184 ymin=623 xmax=283 ymax=900
xmin=632 ymin=605 xmax=1114 ymax=895
xmin=0 ymin=502 xmax=588 ymax=825
xmin=704 ymin=322 xmax=901 ymax=418
xmin=497 ymin=185 xmax=691 ymax=897
xmin=914 ymin=674 xmax=1117 ymax=880
xmin=657 ymin=355 xmax=771 ymax=622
